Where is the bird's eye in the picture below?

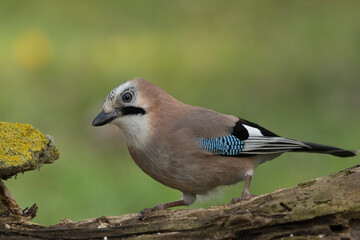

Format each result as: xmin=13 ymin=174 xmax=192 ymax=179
xmin=122 ymin=92 xmax=133 ymax=103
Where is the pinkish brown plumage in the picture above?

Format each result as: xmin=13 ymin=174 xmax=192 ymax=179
xmin=92 ymin=78 xmax=358 ymax=217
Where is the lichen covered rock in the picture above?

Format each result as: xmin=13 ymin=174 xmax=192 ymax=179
xmin=0 ymin=122 xmax=59 ymax=179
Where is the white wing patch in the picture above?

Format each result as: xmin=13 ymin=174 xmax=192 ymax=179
xmin=243 ymin=124 xmax=263 ymax=137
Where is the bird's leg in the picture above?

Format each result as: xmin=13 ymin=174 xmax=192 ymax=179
xmin=141 ymin=200 xmax=187 ymax=215
xmin=140 ymin=193 xmax=196 ymax=219
xmin=231 ymin=174 xmax=255 ymax=204
xmin=241 ymin=174 xmax=254 ymax=200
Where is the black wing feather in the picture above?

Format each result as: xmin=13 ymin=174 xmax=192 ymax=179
xmin=229 ymin=118 xmax=357 ymax=158
xmin=232 ymin=118 xmax=279 ymax=140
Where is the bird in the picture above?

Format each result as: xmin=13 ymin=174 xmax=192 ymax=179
xmin=92 ymin=78 xmax=358 ymax=216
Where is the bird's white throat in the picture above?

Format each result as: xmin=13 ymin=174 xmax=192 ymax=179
xmin=112 ymin=114 xmax=150 ymax=147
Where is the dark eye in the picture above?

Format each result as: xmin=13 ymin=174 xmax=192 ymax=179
xmin=122 ymin=92 xmax=133 ymax=103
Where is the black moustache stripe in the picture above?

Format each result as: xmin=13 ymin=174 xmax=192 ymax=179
xmin=121 ymin=106 xmax=146 ymax=116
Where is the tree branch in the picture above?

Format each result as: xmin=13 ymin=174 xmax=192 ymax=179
xmin=0 ymin=165 xmax=359 ymax=239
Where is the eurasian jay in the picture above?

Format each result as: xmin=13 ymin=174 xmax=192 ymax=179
xmin=92 ymin=78 xmax=358 ymax=215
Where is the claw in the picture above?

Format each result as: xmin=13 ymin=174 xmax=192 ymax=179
xmin=139 ymin=194 xmax=195 ymax=220
xmin=230 ymin=193 xmax=256 ymax=205
xmin=139 ymin=203 xmax=166 ymax=220
xmin=230 ymin=197 xmax=241 ymax=204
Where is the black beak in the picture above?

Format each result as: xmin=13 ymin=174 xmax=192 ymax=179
xmin=92 ymin=109 xmax=120 ymax=126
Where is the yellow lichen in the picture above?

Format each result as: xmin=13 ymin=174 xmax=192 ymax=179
xmin=0 ymin=122 xmax=54 ymax=175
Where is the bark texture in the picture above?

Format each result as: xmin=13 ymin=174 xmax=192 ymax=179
xmin=0 ymin=165 xmax=359 ymax=240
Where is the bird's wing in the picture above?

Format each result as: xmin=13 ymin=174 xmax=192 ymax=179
xmin=197 ymin=118 xmax=309 ymax=156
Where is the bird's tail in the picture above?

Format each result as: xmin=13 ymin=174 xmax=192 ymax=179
xmin=294 ymin=141 xmax=358 ymax=157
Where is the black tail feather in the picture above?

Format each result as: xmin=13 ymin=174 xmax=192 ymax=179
xmin=295 ymin=141 xmax=358 ymax=157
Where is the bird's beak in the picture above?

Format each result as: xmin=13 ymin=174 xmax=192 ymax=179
xmin=92 ymin=109 xmax=121 ymax=126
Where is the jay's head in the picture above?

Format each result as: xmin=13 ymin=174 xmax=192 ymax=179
xmin=92 ymin=78 xmax=156 ymax=127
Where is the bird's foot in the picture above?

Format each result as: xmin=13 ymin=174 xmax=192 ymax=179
xmin=230 ymin=192 xmax=256 ymax=204
xmin=140 ymin=203 xmax=166 ymax=220
xmin=139 ymin=199 xmax=188 ymax=220
xmin=230 ymin=197 xmax=242 ymax=204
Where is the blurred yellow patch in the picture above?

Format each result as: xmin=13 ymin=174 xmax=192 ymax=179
xmin=13 ymin=30 xmax=52 ymax=70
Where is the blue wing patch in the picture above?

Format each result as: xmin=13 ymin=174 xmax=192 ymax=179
xmin=197 ymin=135 xmax=245 ymax=156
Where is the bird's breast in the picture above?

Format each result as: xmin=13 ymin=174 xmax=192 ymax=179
xmin=127 ymin=144 xmax=181 ymax=188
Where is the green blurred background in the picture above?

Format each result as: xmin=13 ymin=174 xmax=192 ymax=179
xmin=1 ymin=1 xmax=359 ymax=225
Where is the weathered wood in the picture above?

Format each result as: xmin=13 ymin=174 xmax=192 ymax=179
xmin=0 ymin=165 xmax=359 ymax=239
xmin=0 ymin=122 xmax=59 ymax=221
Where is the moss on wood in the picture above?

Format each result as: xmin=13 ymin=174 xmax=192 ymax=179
xmin=0 ymin=122 xmax=59 ymax=180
